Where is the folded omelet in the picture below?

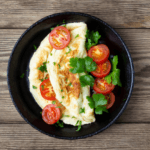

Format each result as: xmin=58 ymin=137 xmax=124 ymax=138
xmin=29 ymin=22 xmax=95 ymax=126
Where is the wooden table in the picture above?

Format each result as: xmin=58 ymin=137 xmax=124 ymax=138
xmin=1 ymin=0 xmax=150 ymax=149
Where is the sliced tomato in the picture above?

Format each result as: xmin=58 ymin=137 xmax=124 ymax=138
xmin=105 ymin=92 xmax=115 ymax=109
xmin=91 ymin=60 xmax=111 ymax=78
xmin=40 ymin=78 xmax=56 ymax=100
xmin=88 ymin=44 xmax=110 ymax=64
xmin=42 ymin=104 xmax=60 ymax=124
xmin=49 ymin=26 xmax=70 ymax=49
xmin=93 ymin=78 xmax=115 ymax=95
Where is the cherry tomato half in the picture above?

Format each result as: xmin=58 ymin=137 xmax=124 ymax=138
xmin=88 ymin=44 xmax=110 ymax=64
xmin=91 ymin=60 xmax=111 ymax=78
xmin=105 ymin=92 xmax=115 ymax=109
xmin=40 ymin=78 xmax=56 ymax=100
xmin=49 ymin=26 xmax=70 ymax=50
xmin=42 ymin=104 xmax=60 ymax=124
xmin=93 ymin=78 xmax=115 ymax=95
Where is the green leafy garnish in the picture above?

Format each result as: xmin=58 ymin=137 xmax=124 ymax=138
xmin=56 ymin=24 xmax=59 ymax=27
xmin=75 ymin=120 xmax=79 ymax=126
xmin=55 ymin=120 xmax=64 ymax=128
xmin=38 ymin=62 xmax=47 ymax=72
xmin=62 ymin=115 xmax=70 ymax=117
xmin=58 ymin=64 xmax=61 ymax=69
xmin=69 ymin=57 xmax=96 ymax=73
xmin=52 ymin=101 xmax=56 ymax=104
xmin=72 ymin=116 xmax=76 ymax=118
xmin=104 ymin=56 xmax=122 ymax=87
xmin=61 ymin=89 xmax=63 ymax=92
xmin=62 ymin=96 xmax=65 ymax=99
xmin=86 ymin=93 xmax=108 ymax=115
xmin=63 ymin=20 xmax=65 ymax=23
xmin=55 ymin=106 xmax=61 ymax=108
xmin=39 ymin=79 xmax=44 ymax=82
xmin=65 ymin=46 xmax=71 ymax=54
xmin=84 ymin=56 xmax=97 ymax=72
xmin=79 ymin=107 xmax=85 ymax=114
xmin=75 ymin=34 xmax=79 ymax=38
xmin=50 ymin=53 xmax=52 ymax=56
xmin=33 ymin=45 xmax=37 ymax=50
xmin=45 ymin=77 xmax=48 ymax=80
xmin=32 ymin=85 xmax=37 ymax=89
xmin=20 ymin=73 xmax=24 ymax=78
xmin=40 ymin=112 xmax=42 ymax=114
xmin=69 ymin=57 xmax=85 ymax=73
xmin=53 ymin=62 xmax=56 ymax=66
xmin=41 ymin=85 xmax=44 ymax=90
xmin=86 ymin=96 xmax=95 ymax=109
xmin=85 ymin=30 xmax=101 ymax=50
xmin=68 ymin=83 xmax=72 ymax=86
xmin=66 ymin=78 xmax=68 ymax=82
xmin=51 ymin=27 xmax=54 ymax=30
xmin=62 ymin=24 xmax=66 ymax=27
xmin=76 ymin=120 xmax=82 ymax=131
xmin=79 ymin=75 xmax=95 ymax=87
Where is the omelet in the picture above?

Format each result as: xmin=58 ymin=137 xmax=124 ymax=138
xmin=29 ymin=22 xmax=95 ymax=126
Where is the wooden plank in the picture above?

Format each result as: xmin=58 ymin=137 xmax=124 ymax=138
xmin=1 ymin=29 xmax=150 ymax=123
xmin=0 ymin=124 xmax=149 ymax=150
xmin=0 ymin=0 xmax=150 ymax=29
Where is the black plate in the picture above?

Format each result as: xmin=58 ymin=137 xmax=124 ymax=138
xmin=7 ymin=12 xmax=134 ymax=139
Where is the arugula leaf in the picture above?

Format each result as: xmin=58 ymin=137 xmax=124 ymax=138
xmin=69 ymin=57 xmax=85 ymax=73
xmin=79 ymin=75 xmax=95 ymax=87
xmin=86 ymin=96 xmax=95 ymax=109
xmin=95 ymin=106 xmax=108 ymax=115
xmin=84 ymin=56 xmax=97 ymax=72
xmin=92 ymin=94 xmax=107 ymax=107
xmin=85 ymin=30 xmax=101 ymax=50
xmin=55 ymin=120 xmax=64 ymax=128
xmin=20 ymin=73 xmax=24 ymax=78
xmin=76 ymin=120 xmax=82 ymax=131
xmin=104 ymin=55 xmax=122 ymax=87
xmin=33 ymin=45 xmax=37 ymax=50
xmin=50 ymin=53 xmax=52 ymax=56
xmin=38 ymin=62 xmax=47 ymax=72
xmin=79 ymin=107 xmax=85 ymax=114
xmin=32 ymin=85 xmax=37 ymax=89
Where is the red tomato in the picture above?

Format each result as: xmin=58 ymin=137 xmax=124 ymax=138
xmin=93 ymin=78 xmax=115 ymax=95
xmin=42 ymin=104 xmax=60 ymax=124
xmin=88 ymin=44 xmax=110 ymax=64
xmin=91 ymin=60 xmax=111 ymax=78
xmin=40 ymin=78 xmax=56 ymax=100
xmin=105 ymin=92 xmax=115 ymax=109
xmin=49 ymin=26 xmax=70 ymax=49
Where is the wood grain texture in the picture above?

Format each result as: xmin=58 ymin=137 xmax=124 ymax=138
xmin=1 ymin=29 xmax=150 ymax=123
xmin=0 ymin=0 xmax=150 ymax=29
xmin=0 ymin=124 xmax=149 ymax=150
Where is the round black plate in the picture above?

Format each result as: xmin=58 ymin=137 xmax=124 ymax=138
xmin=7 ymin=12 xmax=134 ymax=139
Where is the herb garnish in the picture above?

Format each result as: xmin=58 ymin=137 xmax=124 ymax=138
xmin=75 ymin=120 xmax=82 ymax=131
xmin=55 ymin=120 xmax=64 ymax=128
xmin=63 ymin=20 xmax=65 ymax=24
xmin=50 ymin=53 xmax=52 ymax=56
xmin=40 ymin=112 xmax=42 ymax=114
xmin=55 ymin=106 xmax=61 ymax=108
xmin=33 ymin=45 xmax=37 ymax=50
xmin=52 ymin=101 xmax=56 ymax=104
xmin=32 ymin=85 xmax=37 ymax=89
xmin=58 ymin=64 xmax=61 ymax=69
xmin=85 ymin=30 xmax=101 ymax=50
xmin=104 ymin=55 xmax=122 ymax=87
xmin=75 ymin=34 xmax=79 ymax=38
xmin=53 ymin=62 xmax=56 ymax=66
xmin=79 ymin=107 xmax=85 ymax=114
xmin=62 ymin=115 xmax=70 ymax=117
xmin=62 ymin=96 xmax=65 ymax=99
xmin=79 ymin=75 xmax=95 ymax=87
xmin=61 ymin=89 xmax=63 ymax=92
xmin=68 ymin=83 xmax=72 ymax=86
xmin=38 ymin=62 xmax=47 ymax=72
xmin=86 ymin=93 xmax=108 ymax=115
xmin=72 ymin=116 xmax=76 ymax=118
xmin=20 ymin=73 xmax=24 ymax=78
xmin=65 ymin=46 xmax=71 ymax=54
xmin=41 ymin=85 xmax=44 ymax=90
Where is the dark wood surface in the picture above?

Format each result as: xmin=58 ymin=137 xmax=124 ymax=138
xmin=1 ymin=0 xmax=150 ymax=149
